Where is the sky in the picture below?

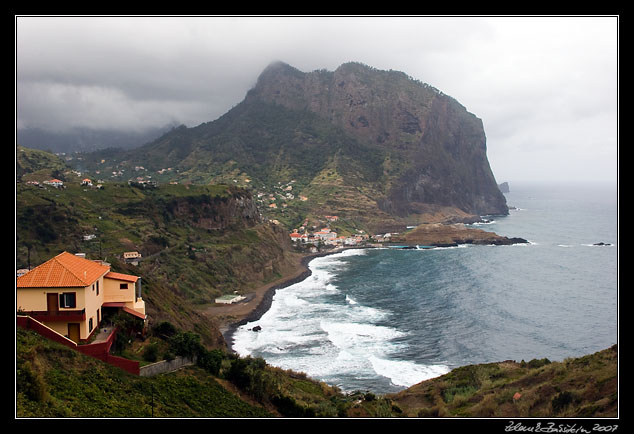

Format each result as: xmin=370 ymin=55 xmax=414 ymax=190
xmin=15 ymin=15 xmax=618 ymax=185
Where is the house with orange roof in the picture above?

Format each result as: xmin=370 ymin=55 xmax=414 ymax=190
xmin=16 ymin=251 xmax=145 ymax=343
xmin=43 ymin=179 xmax=64 ymax=188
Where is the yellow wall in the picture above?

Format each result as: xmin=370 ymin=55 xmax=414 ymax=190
xmin=16 ymin=274 xmax=107 ymax=341
xmin=103 ymin=277 xmax=136 ymax=305
xmin=83 ymin=276 xmax=104 ymax=339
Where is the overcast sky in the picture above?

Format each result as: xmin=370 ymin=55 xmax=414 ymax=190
xmin=15 ymin=15 xmax=618 ymax=185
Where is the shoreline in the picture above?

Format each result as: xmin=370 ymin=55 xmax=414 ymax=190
xmin=220 ymin=247 xmax=365 ymax=352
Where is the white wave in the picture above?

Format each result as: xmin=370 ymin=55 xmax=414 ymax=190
xmin=320 ymin=320 xmax=405 ymax=352
xmin=233 ymin=317 xmax=326 ymax=356
xmin=470 ymin=220 xmax=496 ymax=225
xmin=430 ymin=244 xmax=469 ymax=250
xmin=345 ymin=294 xmax=357 ymax=305
xmin=280 ymin=293 xmax=309 ymax=307
xmin=332 ymin=248 xmax=369 ymax=257
xmin=369 ymin=356 xmax=450 ymax=387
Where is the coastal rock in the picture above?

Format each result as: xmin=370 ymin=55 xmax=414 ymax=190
xmin=396 ymin=223 xmax=527 ymax=247
xmin=252 ymin=325 xmax=262 ymax=332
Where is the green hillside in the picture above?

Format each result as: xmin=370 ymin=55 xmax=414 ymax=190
xmin=16 ymin=160 xmax=299 ymax=346
xmin=15 ymin=146 xmax=618 ymax=419
xmin=390 ymin=345 xmax=618 ymax=418
xmin=16 ymin=326 xmax=617 ymax=418
xmin=16 ymin=327 xmax=272 ymax=417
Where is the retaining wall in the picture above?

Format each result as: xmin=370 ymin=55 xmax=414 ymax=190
xmin=139 ymin=356 xmax=196 ymax=377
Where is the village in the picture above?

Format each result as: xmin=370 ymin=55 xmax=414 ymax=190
xmin=287 ymin=217 xmax=371 ymax=249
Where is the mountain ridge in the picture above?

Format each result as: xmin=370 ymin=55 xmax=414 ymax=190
xmin=77 ymin=61 xmax=508 ymax=232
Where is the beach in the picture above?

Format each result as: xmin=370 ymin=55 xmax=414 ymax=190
xmin=203 ymin=248 xmax=357 ymax=351
xmin=226 ymin=183 xmax=618 ymax=394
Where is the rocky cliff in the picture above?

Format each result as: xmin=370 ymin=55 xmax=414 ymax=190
xmin=166 ymin=189 xmax=261 ymax=231
xmin=246 ymin=61 xmax=508 ymax=218
xmin=85 ymin=62 xmax=508 ymax=230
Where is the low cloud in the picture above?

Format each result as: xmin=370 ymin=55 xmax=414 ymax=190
xmin=15 ymin=16 xmax=618 ymax=183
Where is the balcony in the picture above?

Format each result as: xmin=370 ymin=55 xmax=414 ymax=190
xmin=18 ymin=308 xmax=86 ymax=322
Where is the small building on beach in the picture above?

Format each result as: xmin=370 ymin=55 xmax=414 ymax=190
xmin=215 ymin=294 xmax=246 ymax=305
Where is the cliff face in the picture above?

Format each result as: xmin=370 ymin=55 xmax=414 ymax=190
xmin=246 ymin=61 xmax=508 ymax=218
xmin=167 ymin=190 xmax=261 ymax=231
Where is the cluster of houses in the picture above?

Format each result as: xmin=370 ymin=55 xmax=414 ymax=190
xmin=25 ymin=178 xmax=65 ymax=188
xmin=254 ymin=180 xmax=311 ymax=212
xmin=289 ymin=225 xmax=369 ymax=247
xmin=25 ymin=177 xmax=105 ymax=189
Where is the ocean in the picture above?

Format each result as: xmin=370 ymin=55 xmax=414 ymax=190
xmin=231 ymin=182 xmax=618 ymax=394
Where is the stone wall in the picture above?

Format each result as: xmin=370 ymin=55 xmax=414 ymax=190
xmin=139 ymin=356 xmax=196 ymax=377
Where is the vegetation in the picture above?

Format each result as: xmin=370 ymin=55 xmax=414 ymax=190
xmin=16 ymin=328 xmax=271 ymax=417
xmin=17 ymin=325 xmax=617 ymax=418
xmin=15 ymin=325 xmax=391 ymax=418
xmin=16 ymin=164 xmax=298 ymax=346
xmin=15 ymin=145 xmax=618 ymax=418
xmin=390 ymin=345 xmax=618 ymax=418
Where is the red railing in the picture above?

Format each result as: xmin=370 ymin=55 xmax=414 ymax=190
xmin=18 ymin=309 xmax=86 ymax=322
xmin=17 ymin=315 xmax=140 ymax=375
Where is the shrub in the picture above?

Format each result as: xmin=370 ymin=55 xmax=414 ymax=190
xmin=528 ymin=358 xmax=551 ymax=369
xmin=16 ymin=361 xmax=48 ymax=402
xmin=197 ymin=349 xmax=224 ymax=376
xmin=142 ymin=343 xmax=159 ymax=362
xmin=552 ymin=391 xmax=574 ymax=413
xmin=153 ymin=321 xmax=178 ymax=338
xmin=168 ymin=331 xmax=205 ymax=358
xmin=272 ymin=395 xmax=312 ymax=417
xmin=226 ymin=356 xmax=275 ymax=402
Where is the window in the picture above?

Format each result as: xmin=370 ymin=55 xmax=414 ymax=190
xmin=59 ymin=293 xmax=76 ymax=308
xmin=96 ymin=280 xmax=99 ymax=295
xmin=89 ymin=317 xmax=93 ymax=332
xmin=120 ymin=283 xmax=128 ymax=289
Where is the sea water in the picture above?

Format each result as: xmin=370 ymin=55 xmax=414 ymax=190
xmin=232 ymin=182 xmax=618 ymax=394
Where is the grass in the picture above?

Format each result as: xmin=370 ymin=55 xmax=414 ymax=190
xmin=389 ymin=345 xmax=618 ymax=418
xmin=16 ymin=179 xmax=297 ymax=346
xmin=16 ymin=328 xmax=271 ymax=418
xmin=16 ymin=324 xmax=617 ymax=419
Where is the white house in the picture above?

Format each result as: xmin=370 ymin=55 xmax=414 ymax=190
xmin=44 ymin=179 xmax=64 ymax=188
xmin=215 ymin=294 xmax=246 ymax=304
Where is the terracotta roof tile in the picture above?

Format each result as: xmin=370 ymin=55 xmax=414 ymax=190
xmin=17 ymin=252 xmax=110 ymax=288
xmin=105 ymin=271 xmax=138 ymax=283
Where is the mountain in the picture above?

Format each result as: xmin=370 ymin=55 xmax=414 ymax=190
xmin=248 ymin=62 xmax=508 ymax=217
xmin=79 ymin=62 xmax=508 ymax=232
